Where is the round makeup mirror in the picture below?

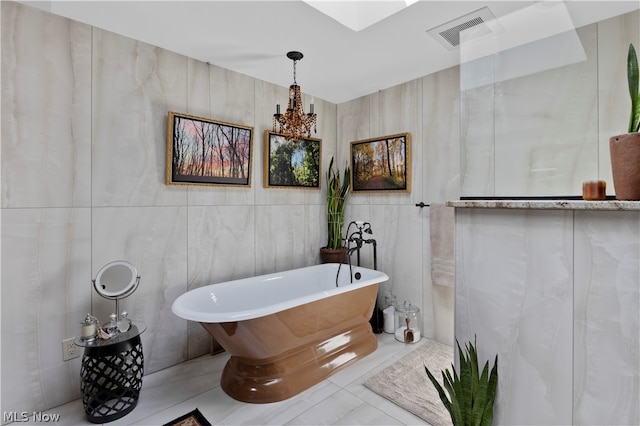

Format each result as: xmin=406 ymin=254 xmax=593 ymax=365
xmin=92 ymin=261 xmax=141 ymax=338
xmin=94 ymin=261 xmax=140 ymax=299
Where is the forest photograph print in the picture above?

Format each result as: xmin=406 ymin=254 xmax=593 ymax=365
xmin=264 ymin=131 xmax=321 ymax=189
xmin=166 ymin=112 xmax=253 ymax=186
xmin=350 ymin=133 xmax=411 ymax=192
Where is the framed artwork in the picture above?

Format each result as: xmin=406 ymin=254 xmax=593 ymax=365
xmin=166 ymin=111 xmax=254 ymax=186
xmin=263 ymin=131 xmax=321 ymax=189
xmin=350 ymin=132 xmax=411 ymax=192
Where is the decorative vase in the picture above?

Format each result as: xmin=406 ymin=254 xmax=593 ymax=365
xmin=319 ymin=247 xmax=348 ymax=264
xmin=610 ymin=133 xmax=640 ymax=200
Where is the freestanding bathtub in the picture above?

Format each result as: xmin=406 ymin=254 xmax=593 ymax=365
xmin=171 ymin=263 xmax=389 ymax=403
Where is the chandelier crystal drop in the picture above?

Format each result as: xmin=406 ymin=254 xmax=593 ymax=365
xmin=273 ymin=51 xmax=317 ymax=143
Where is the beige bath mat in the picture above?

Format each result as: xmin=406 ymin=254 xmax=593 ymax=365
xmin=364 ymin=339 xmax=453 ymax=426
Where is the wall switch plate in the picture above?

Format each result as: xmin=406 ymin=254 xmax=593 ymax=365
xmin=62 ymin=338 xmax=80 ymax=361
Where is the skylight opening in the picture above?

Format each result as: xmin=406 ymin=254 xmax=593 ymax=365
xmin=303 ymin=0 xmax=415 ymax=32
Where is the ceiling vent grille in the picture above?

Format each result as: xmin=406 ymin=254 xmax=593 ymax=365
xmin=427 ymin=7 xmax=497 ymax=50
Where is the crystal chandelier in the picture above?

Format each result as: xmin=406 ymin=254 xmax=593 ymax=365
xmin=273 ymin=51 xmax=317 ymax=143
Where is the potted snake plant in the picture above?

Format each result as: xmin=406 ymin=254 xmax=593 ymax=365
xmin=425 ymin=339 xmax=498 ymax=426
xmin=320 ymin=156 xmax=351 ymax=263
xmin=610 ymin=43 xmax=640 ymax=200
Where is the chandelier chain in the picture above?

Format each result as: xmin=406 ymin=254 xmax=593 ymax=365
xmin=292 ymin=59 xmax=297 ymax=85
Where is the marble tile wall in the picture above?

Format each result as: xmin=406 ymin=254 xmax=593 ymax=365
xmin=455 ymin=209 xmax=575 ymax=424
xmin=1 ymin=4 xmax=92 ymax=208
xmin=573 ymin=211 xmax=640 ymax=424
xmin=461 ymin=10 xmax=640 ymax=198
xmin=455 ymin=208 xmax=639 ymax=424
xmin=1 ymin=2 xmax=94 ymax=414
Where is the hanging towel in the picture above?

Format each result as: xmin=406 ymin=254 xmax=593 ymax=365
xmin=429 ymin=203 xmax=455 ymax=288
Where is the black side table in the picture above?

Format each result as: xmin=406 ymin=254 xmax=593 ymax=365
xmin=75 ymin=322 xmax=146 ymax=423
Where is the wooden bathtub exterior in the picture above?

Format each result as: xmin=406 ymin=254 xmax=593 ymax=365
xmin=200 ymin=283 xmax=379 ymax=403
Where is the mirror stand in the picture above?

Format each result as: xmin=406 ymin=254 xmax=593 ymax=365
xmin=110 ymin=275 xmax=140 ymax=320
xmin=79 ymin=262 xmax=145 ymax=423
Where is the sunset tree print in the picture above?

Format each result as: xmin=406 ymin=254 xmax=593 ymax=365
xmin=168 ymin=112 xmax=253 ymax=186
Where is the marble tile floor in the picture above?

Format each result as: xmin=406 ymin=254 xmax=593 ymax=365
xmin=42 ymin=333 xmax=436 ymax=426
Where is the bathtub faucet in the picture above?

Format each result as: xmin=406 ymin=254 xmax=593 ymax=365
xmin=335 ymin=221 xmax=377 ymax=287
xmin=346 ymin=221 xmax=371 ymax=247
xmin=345 ymin=221 xmax=376 ymax=270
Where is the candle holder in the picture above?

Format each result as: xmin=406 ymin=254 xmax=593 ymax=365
xmin=582 ymin=180 xmax=606 ymax=200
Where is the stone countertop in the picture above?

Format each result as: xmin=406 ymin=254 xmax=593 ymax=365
xmin=446 ymin=199 xmax=640 ymax=210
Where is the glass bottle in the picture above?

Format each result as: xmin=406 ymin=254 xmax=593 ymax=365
xmin=106 ymin=313 xmax=119 ymax=337
xmin=117 ymin=311 xmax=131 ymax=333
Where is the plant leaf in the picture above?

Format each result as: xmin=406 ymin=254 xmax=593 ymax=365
xmin=628 ymin=43 xmax=640 ymax=132
xmin=487 ymin=355 xmax=499 ymax=404
xmin=424 ymin=365 xmax=454 ymax=419
xmin=443 ymin=368 xmax=465 ymax=425
xmin=472 ymin=360 xmax=490 ymax=426
xmin=457 ymin=341 xmax=472 ymax=424
xmin=481 ymin=355 xmax=499 ymax=426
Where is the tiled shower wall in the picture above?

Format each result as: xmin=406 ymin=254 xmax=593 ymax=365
xmin=1 ymin=1 xmax=451 ymax=415
xmin=460 ymin=7 xmax=640 ymax=197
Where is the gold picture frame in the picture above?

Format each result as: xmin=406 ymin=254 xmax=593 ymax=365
xmin=263 ymin=130 xmax=321 ymax=189
xmin=166 ymin=111 xmax=254 ymax=187
xmin=350 ymin=132 xmax=411 ymax=192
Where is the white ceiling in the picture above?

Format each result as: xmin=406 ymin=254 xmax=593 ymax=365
xmin=18 ymin=0 xmax=640 ymax=104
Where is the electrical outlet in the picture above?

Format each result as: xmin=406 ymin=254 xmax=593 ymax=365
xmin=62 ymin=338 xmax=80 ymax=361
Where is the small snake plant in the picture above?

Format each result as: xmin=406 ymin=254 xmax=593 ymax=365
xmin=425 ymin=339 xmax=498 ymax=426
xmin=325 ymin=156 xmax=351 ymax=250
xmin=628 ymin=43 xmax=640 ymax=133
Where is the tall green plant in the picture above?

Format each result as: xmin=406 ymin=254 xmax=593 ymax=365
xmin=325 ymin=157 xmax=351 ymax=249
xmin=425 ymin=339 xmax=498 ymax=426
xmin=628 ymin=43 xmax=640 ymax=133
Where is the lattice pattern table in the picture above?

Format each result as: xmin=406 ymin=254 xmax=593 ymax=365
xmin=76 ymin=323 xmax=145 ymax=423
